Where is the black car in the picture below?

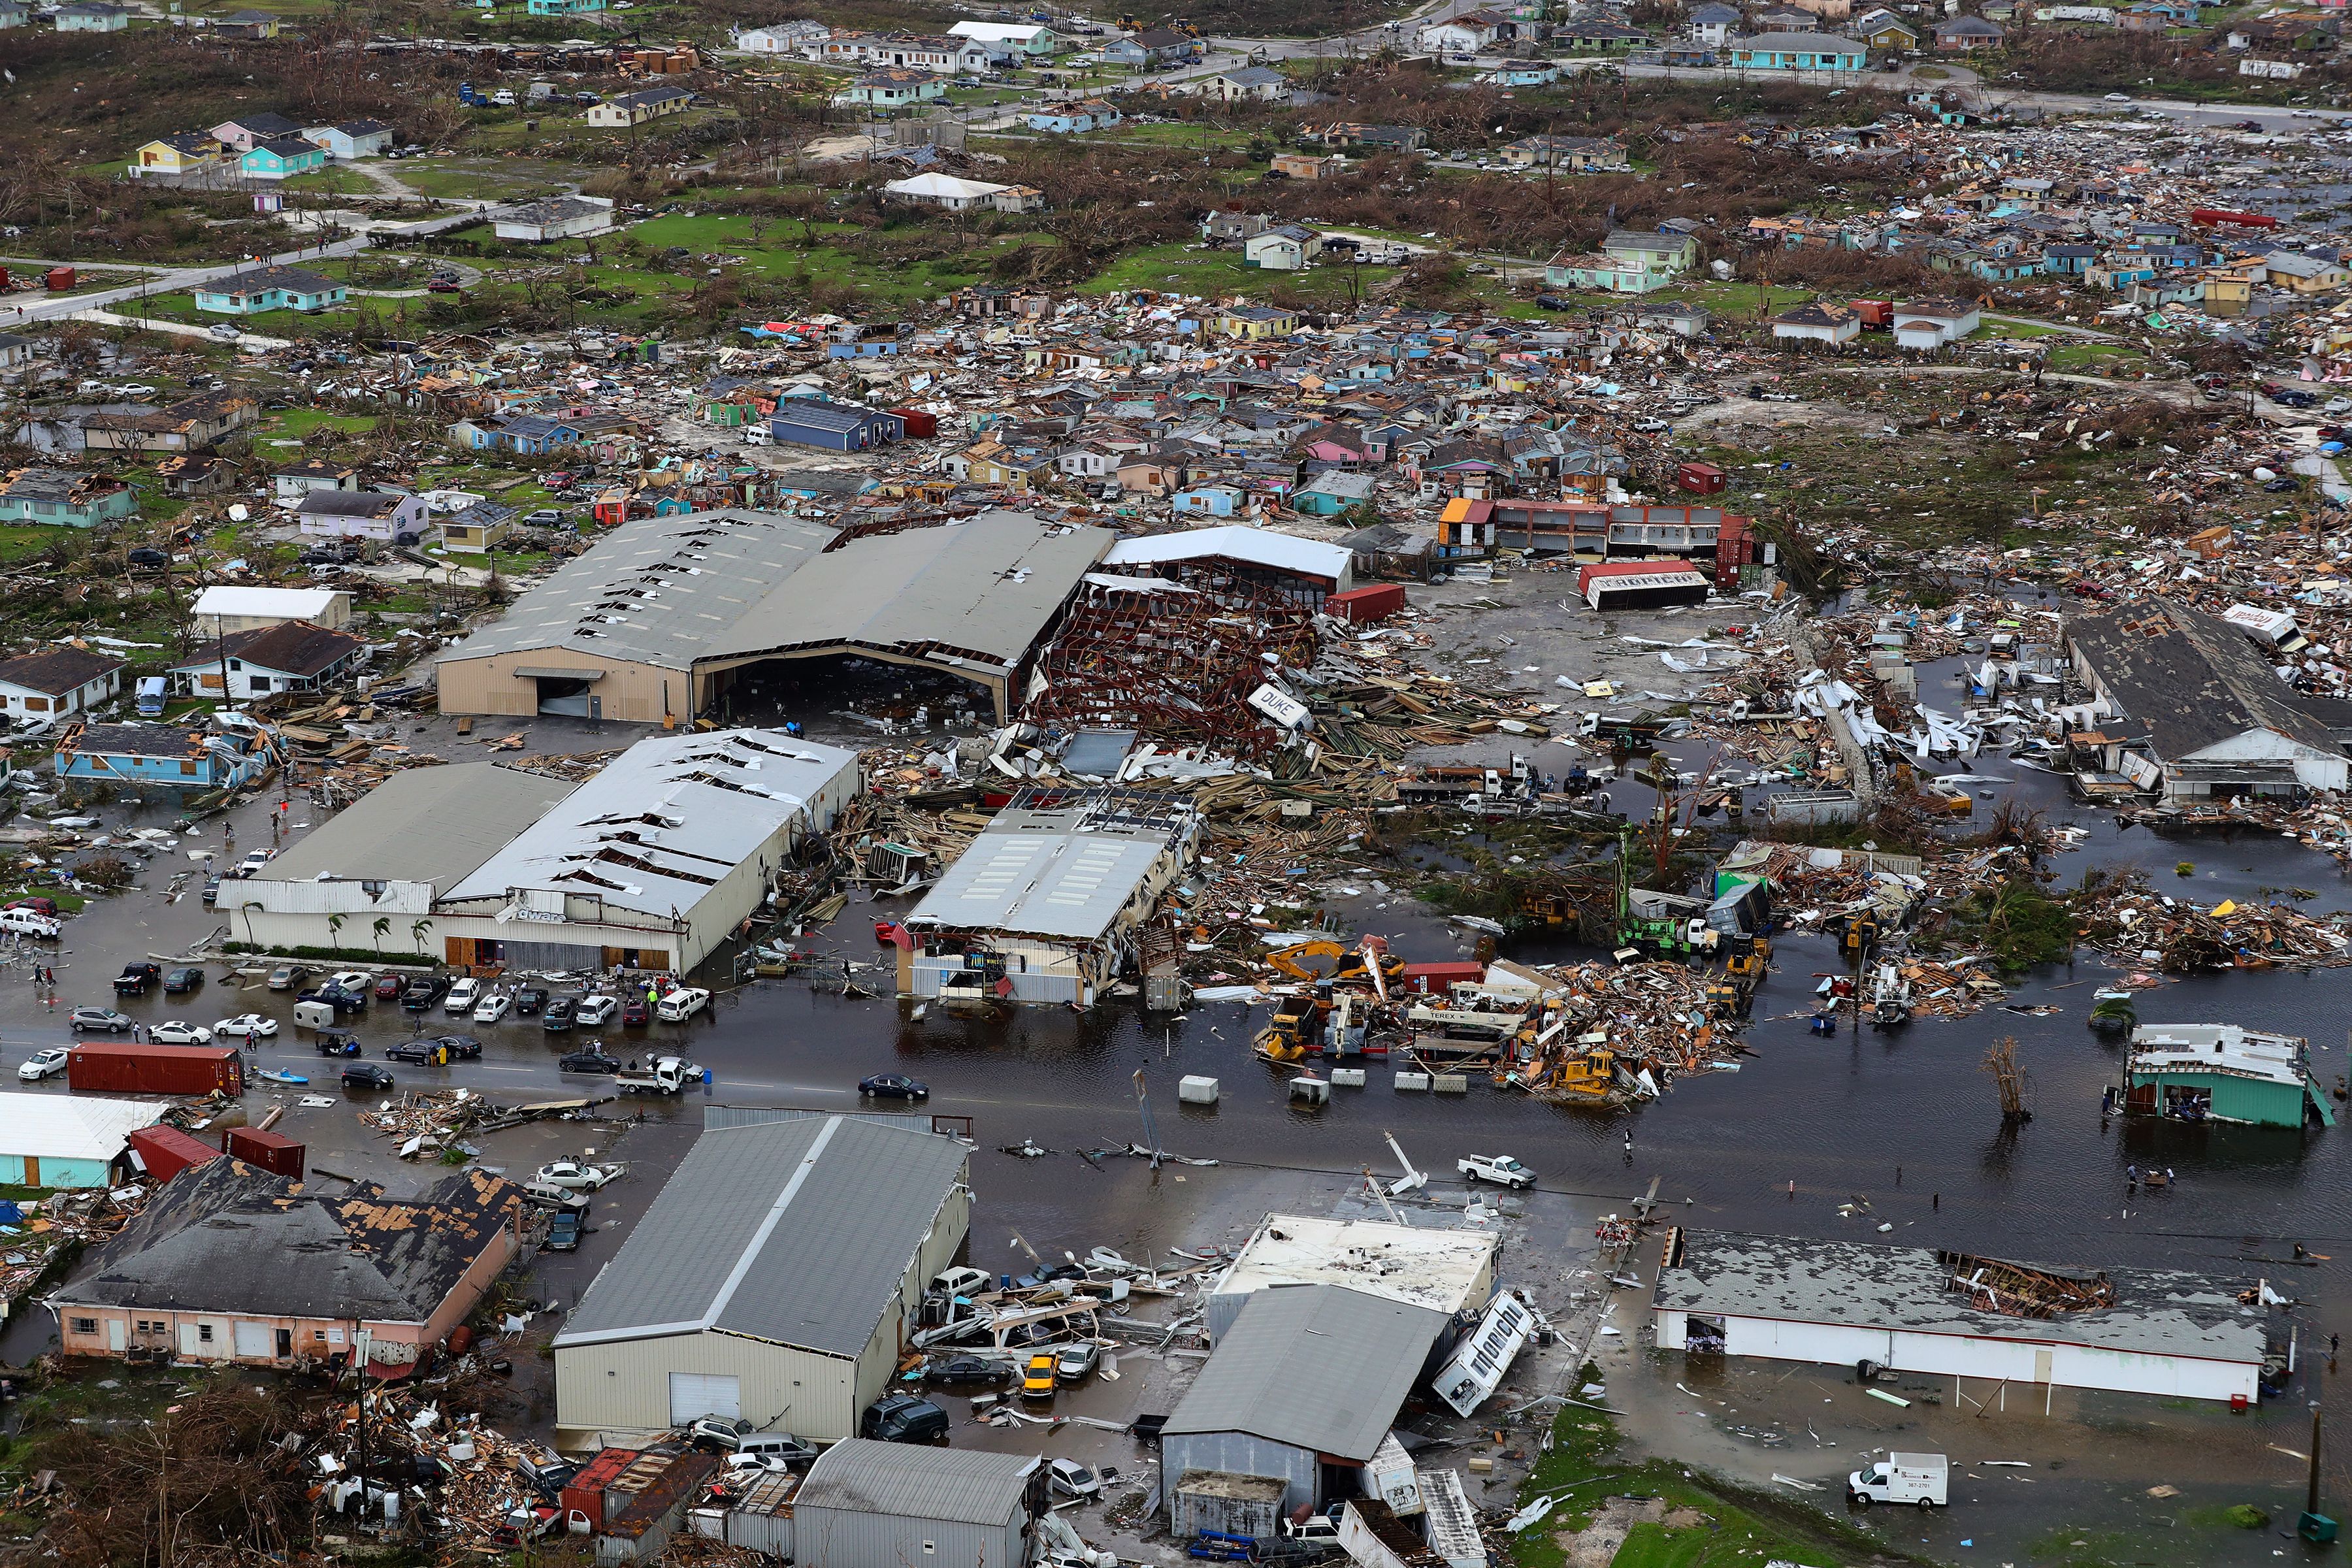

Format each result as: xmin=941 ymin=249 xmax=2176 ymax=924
xmin=163 ymin=966 xmax=204 ymax=994
xmin=114 ymin=962 xmax=161 ymax=996
xmin=342 ymin=1064 xmax=395 ymax=1091
xmin=514 ymin=986 xmax=551 ymax=1017
xmin=559 ymin=1049 xmax=622 ymax=1074
xmin=201 ymin=875 xmax=220 ymax=907
xmin=541 ymin=998 xmax=576 ymax=1032
xmin=544 ymin=1209 xmax=583 ymax=1251
xmin=859 ymin=1073 xmax=930 ymax=1101
xmin=861 ymin=1394 xmax=950 ymax=1446
xmin=299 ymin=985 xmax=368 ymax=1015
xmin=433 ymin=1034 xmax=483 ymax=1060
xmin=315 ymin=1030 xmax=363 ymax=1057
xmin=925 ymin=1356 xmax=1014 ymax=1388
xmin=400 ymin=976 xmax=446 ymax=1011
xmin=385 ymin=1040 xmax=444 ymax=1064
xmin=126 ymin=547 xmax=170 ymax=568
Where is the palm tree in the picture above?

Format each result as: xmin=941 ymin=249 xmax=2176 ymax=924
xmin=410 ymin=918 xmax=433 ymax=957
xmin=370 ymin=916 xmax=391 ymax=953
xmin=327 ymin=913 xmax=346 ymax=949
xmin=239 ymin=901 xmax=263 ymax=947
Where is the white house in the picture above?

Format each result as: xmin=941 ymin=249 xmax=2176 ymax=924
xmin=0 ymin=647 xmax=124 ymax=724
xmin=1245 ymin=224 xmax=1323 ymax=272
xmin=1653 ymin=1230 xmax=2264 ymax=1405
xmin=190 ymin=585 xmax=354 ymax=636
xmin=1200 ymin=65 xmax=1292 ymax=102
xmin=1418 ymin=10 xmax=1512 ymax=52
xmin=295 ymin=489 xmax=432 ymax=542
xmin=1892 ymin=296 xmax=1981 ymax=349
xmin=947 ymin=19 xmax=1057 ymax=57
xmin=1771 ymin=300 xmax=1862 ymax=345
xmin=491 ymin=195 xmax=617 ymax=244
xmin=736 ymin=19 xmax=826 ymax=52
xmin=882 ymin=172 xmax=1011 ymax=210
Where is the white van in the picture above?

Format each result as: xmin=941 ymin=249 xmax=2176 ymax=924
xmin=655 ymin=987 xmax=710 ymax=1022
xmin=1849 ymin=1453 xmax=1948 ymax=1509
xmin=0 ymin=908 xmax=61 ymax=939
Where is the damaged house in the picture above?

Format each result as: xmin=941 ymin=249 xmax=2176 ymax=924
xmin=2064 ymin=596 xmax=2352 ymax=800
xmin=50 ymin=1160 xmax=521 ymax=1373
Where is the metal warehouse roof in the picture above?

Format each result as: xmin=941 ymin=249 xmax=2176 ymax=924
xmin=772 ymin=400 xmax=894 ymax=434
xmin=255 ymin=762 xmax=578 ymax=894
xmin=1653 ymin=1231 xmax=2266 ymax=1365
xmin=1102 ymin=525 xmax=1352 ymax=583
xmin=439 ymin=509 xmax=838 ymax=672
xmin=442 ymin=728 xmax=858 ymax=921
xmin=0 ymin=1093 xmax=159 ymax=1160
xmin=1213 ymin=1213 xmax=1497 ymax=1316
xmin=907 ymin=791 xmax=1195 ymax=941
xmin=708 ymin=511 xmax=1113 ymax=674
xmin=1164 ymin=1284 xmax=1447 ymax=1460
xmin=796 ymin=1440 xmax=1037 ymax=1526
xmin=554 ymin=1115 xmax=968 ymax=1357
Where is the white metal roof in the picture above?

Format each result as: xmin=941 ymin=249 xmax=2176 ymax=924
xmin=190 ymin=585 xmax=347 ymax=619
xmin=1103 ymin=525 xmax=1352 ymax=583
xmin=1212 ymin=1213 xmax=1497 ymax=1316
xmin=948 ymin=20 xmax=1053 ymax=40
xmin=907 ymin=792 xmax=1196 ymax=941
xmin=2127 ymin=1022 xmax=2308 ymax=1089
xmin=884 ymin=172 xmax=1009 ymax=200
xmin=0 ymin=1093 xmax=160 ymax=1160
xmin=442 ymin=728 xmax=859 ymax=923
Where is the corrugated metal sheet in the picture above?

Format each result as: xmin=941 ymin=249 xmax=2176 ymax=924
xmin=704 ymin=1105 xmax=935 ymax=1135
xmin=253 ymin=762 xmax=576 ymax=891
xmin=1165 ymin=1285 xmax=1445 ymax=1462
xmin=798 ymin=1440 xmax=1034 ymax=1525
xmin=1158 ymin=1433 xmax=1315 ymax=1518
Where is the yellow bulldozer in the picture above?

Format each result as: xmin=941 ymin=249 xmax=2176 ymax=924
xmin=1254 ymin=993 xmax=1324 ymax=1062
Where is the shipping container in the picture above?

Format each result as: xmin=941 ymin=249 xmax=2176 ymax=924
xmin=45 ymin=267 xmax=75 ymax=292
xmin=223 ymin=1125 xmax=305 ymax=1178
xmin=1326 ymin=583 xmax=1407 ymax=623
xmin=67 ymin=1041 xmax=244 ymax=1098
xmin=126 ymin=1124 xmax=224 ymax=1184
xmin=888 ymin=407 xmax=938 ymax=438
xmin=1676 ymin=461 xmax=1727 ymax=496
xmin=1401 ymin=960 xmax=1484 ymax=994
xmin=1850 ymin=299 xmax=1893 ymax=329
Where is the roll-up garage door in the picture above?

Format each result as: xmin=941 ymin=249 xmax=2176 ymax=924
xmin=669 ymin=1371 xmax=741 ymax=1425
xmin=233 ymin=1320 xmax=273 ymax=1359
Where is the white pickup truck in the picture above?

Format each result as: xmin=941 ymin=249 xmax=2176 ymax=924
xmin=1848 ymin=1453 xmax=1948 ymax=1509
xmin=1457 ymin=1154 xmax=1537 ymax=1189
xmin=615 ymin=1056 xmax=700 ymax=1095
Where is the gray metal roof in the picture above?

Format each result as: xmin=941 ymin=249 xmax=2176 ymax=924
xmin=553 ymin=1115 xmax=968 ymax=1357
xmin=439 ymin=509 xmax=838 ymax=672
xmin=441 ymin=728 xmax=858 ymax=921
xmin=1163 ymin=1284 xmax=1446 ymax=1460
xmin=796 ymin=1440 xmax=1037 ymax=1526
xmin=255 ymin=762 xmax=578 ymax=894
xmin=707 ymin=510 xmax=1113 ymax=674
xmin=1652 ymin=1231 xmax=2266 ymax=1364
xmin=907 ymin=791 xmax=1197 ymax=941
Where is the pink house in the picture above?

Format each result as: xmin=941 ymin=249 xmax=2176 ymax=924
xmin=51 ymin=1160 xmax=521 ymax=1373
xmin=1294 ymin=421 xmax=1375 ymax=465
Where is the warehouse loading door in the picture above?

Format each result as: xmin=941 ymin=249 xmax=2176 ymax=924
xmin=515 ymin=666 xmax=605 ymax=717
xmin=669 ymin=1371 xmax=741 ymax=1426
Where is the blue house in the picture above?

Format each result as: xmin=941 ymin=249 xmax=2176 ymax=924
xmin=1724 ymin=31 xmax=1868 ymax=70
xmin=1024 ymin=99 xmax=1122 ymax=133
xmin=194 ymin=265 xmax=347 ymax=316
xmin=826 ymin=339 xmax=902 ymax=359
xmin=770 ymin=400 xmax=904 ymax=452
xmin=0 ymin=1097 xmax=159 ymax=1190
xmin=527 ymin=0 xmax=604 ymax=12
xmin=1172 ymin=484 xmax=1242 ymax=516
xmin=2043 ymin=244 xmax=2098 ymax=276
xmin=480 ymin=413 xmax=584 ymax=455
xmin=240 ymin=135 xmax=328 ymax=181
xmin=1292 ymin=470 xmax=1378 ymax=516
xmin=56 ymin=722 xmax=264 ymax=791
xmin=0 ymin=468 xmax=139 ymax=529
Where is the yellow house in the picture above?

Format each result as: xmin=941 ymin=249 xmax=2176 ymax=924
xmin=131 ymin=133 xmax=227 ymax=178
xmin=2200 ymin=265 xmax=2257 ymax=318
xmin=1217 ymin=304 xmax=1300 ymax=340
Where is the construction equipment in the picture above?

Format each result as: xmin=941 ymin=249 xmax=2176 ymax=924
xmin=1254 ymin=994 xmax=1322 ymax=1062
xmin=1266 ymin=936 xmax=1405 ymax=992
xmin=1551 ymin=1043 xmax=1620 ymax=1100
xmin=1383 ymin=1130 xmax=1427 ymax=1196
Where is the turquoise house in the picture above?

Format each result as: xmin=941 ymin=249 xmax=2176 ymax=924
xmin=528 ymin=0 xmax=606 ymax=14
xmin=1 ymin=1098 xmax=158 ymax=1189
xmin=56 ymin=722 xmax=265 ymax=791
xmin=240 ymin=135 xmax=328 ymax=180
xmin=1725 ymin=31 xmax=1868 ymax=70
xmin=0 ymin=468 xmax=138 ymax=529
xmin=1172 ymin=484 xmax=1241 ymax=517
xmin=195 ymin=264 xmax=348 ymax=316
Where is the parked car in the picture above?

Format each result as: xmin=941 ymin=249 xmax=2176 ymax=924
xmin=115 ymin=962 xmax=163 ymax=996
xmin=69 ymin=1007 xmax=134 ymax=1033
xmin=433 ymin=1034 xmax=483 ymax=1060
xmin=514 ymin=986 xmax=550 ymax=1017
xmin=150 ymin=1020 xmax=214 ymax=1045
xmin=342 ymin=1064 xmax=395 ymax=1091
xmin=654 ymin=986 xmax=708 ymax=1022
xmin=860 ymin=1073 xmax=929 ymax=1100
xmin=925 ymin=1356 xmax=1014 ymax=1387
xmin=214 ymin=1012 xmax=278 ymax=1040
xmin=1020 ymin=1353 xmax=1058 ymax=1403
xmin=534 ymin=1160 xmax=617 ymax=1191
xmin=1458 ymin=1153 xmax=1537 ymax=1189
xmin=201 ymin=875 xmax=221 ymax=907
xmin=559 ymin=1049 xmax=621 ymax=1074
xmin=7 ymin=896 xmax=59 ymax=917
xmin=621 ymin=996 xmax=651 ymax=1026
xmin=544 ymin=1209 xmax=583 ymax=1251
xmin=266 ymin=964 xmax=309 ymax=992
xmin=542 ymin=997 xmax=577 ymax=1032
xmin=1047 ymin=1458 xmax=1102 ymax=1501
xmin=401 ymin=976 xmax=446 ymax=1011
xmin=474 ymin=992 xmax=512 ymax=1024
xmin=446 ymin=977 xmax=482 ymax=1014
xmin=575 ymin=994 xmax=618 ymax=1026
xmin=385 ymin=1040 xmax=447 ymax=1064
xmin=1054 ymin=1343 xmax=1100 ymax=1385
xmin=374 ymin=974 xmax=405 ymax=1001
xmin=18 ymin=1047 xmax=69 ymax=1081
xmin=298 ymin=985 xmax=368 ymax=1016
xmin=314 ymin=1030 xmax=363 ymax=1057
xmin=163 ymin=966 xmax=205 ymax=994
xmin=861 ymin=1394 xmax=950 ymax=1445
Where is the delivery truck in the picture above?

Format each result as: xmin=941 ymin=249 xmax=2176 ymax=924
xmin=1848 ymin=1453 xmax=1948 ymax=1509
xmin=67 ymin=1041 xmax=244 ymax=1098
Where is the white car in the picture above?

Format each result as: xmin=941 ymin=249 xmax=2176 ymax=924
xmin=328 ymin=970 xmax=373 ymax=992
xmin=1047 ymin=1458 xmax=1102 ymax=1501
xmin=150 ymin=1020 xmax=214 ymax=1045
xmin=214 ymin=1013 xmax=279 ymax=1040
xmin=473 ymin=992 xmax=512 ymax=1024
xmin=18 ymin=1047 xmax=68 ymax=1081
xmin=208 ymin=323 xmax=242 ymax=341
xmin=2104 ymin=91 xmax=2132 ymax=102
xmin=534 ymin=1160 xmax=617 ymax=1191
xmin=446 ymin=977 xmax=482 ymax=1014
xmin=1457 ymin=1153 xmax=1537 ymax=1190
xmin=655 ymin=986 xmax=710 ymax=1022
xmin=576 ymin=994 xmax=618 ymax=1026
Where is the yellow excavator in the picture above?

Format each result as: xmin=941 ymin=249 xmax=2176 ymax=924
xmin=1266 ymin=937 xmax=1405 ymax=995
xmin=1255 ymin=992 xmax=1324 ymax=1062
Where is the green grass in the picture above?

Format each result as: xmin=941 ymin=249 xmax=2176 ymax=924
xmin=1509 ymin=1405 xmax=1899 ymax=1568
xmin=1080 ymin=240 xmax=1397 ymax=302
xmin=280 ymin=167 xmax=379 ymax=196
xmin=393 ymin=157 xmax=581 ymax=202
xmin=263 ymin=408 xmax=378 ymax=440
xmin=0 ymin=527 xmax=75 ymax=564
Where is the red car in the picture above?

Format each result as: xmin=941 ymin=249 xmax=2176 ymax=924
xmin=621 ymin=996 xmax=651 ymax=1026
xmin=427 ymin=278 xmax=462 ymax=294
xmin=7 ymin=897 xmax=57 ymax=917
xmin=374 ymin=974 xmax=404 ymax=1001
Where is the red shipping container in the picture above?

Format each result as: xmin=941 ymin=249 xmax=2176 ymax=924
xmin=45 ymin=267 xmax=75 ymax=292
xmin=1850 ymin=299 xmax=1893 ymax=329
xmin=1676 ymin=461 xmax=1726 ymax=495
xmin=561 ymin=1448 xmax=638 ymax=1533
xmin=68 ymin=1042 xmax=244 ymax=1098
xmin=223 ymin=1126 xmax=305 ymax=1178
xmin=1401 ymin=960 xmax=1484 ymax=994
xmin=1327 ymin=583 xmax=1407 ymax=623
xmin=127 ymin=1124 xmax=223 ymax=1184
xmin=889 ymin=407 xmax=938 ymax=438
